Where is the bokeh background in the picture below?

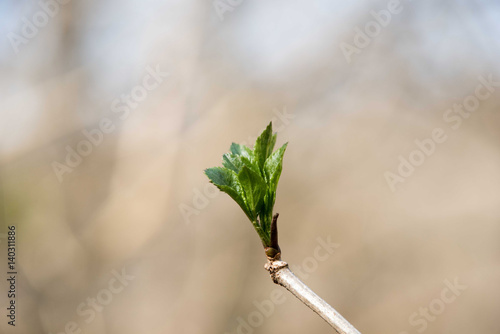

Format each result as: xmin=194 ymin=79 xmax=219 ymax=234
xmin=1 ymin=0 xmax=500 ymax=333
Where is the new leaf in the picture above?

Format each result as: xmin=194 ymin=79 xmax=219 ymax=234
xmin=205 ymin=167 xmax=254 ymax=221
xmin=204 ymin=122 xmax=287 ymax=247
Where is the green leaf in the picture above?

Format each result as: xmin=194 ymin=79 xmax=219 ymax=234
xmin=230 ymin=142 xmax=242 ymax=155
xmin=254 ymin=122 xmax=275 ymax=171
xmin=241 ymin=145 xmax=254 ymax=161
xmin=269 ymin=133 xmax=277 ymax=155
xmin=205 ymin=167 xmax=254 ymax=220
xmin=240 ymin=156 xmax=260 ymax=177
xmin=230 ymin=143 xmax=254 ymax=161
xmin=238 ymin=166 xmax=266 ymax=217
xmin=264 ymin=143 xmax=288 ymax=193
xmin=204 ymin=122 xmax=288 ymax=247
xmin=260 ymin=190 xmax=275 ymax=234
xmin=222 ymin=153 xmax=243 ymax=173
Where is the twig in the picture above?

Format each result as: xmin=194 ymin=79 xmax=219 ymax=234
xmin=264 ymin=260 xmax=361 ymax=334
xmin=204 ymin=125 xmax=360 ymax=332
xmin=264 ymin=214 xmax=361 ymax=334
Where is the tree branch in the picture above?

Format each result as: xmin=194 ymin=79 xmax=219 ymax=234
xmin=264 ymin=260 xmax=361 ymax=334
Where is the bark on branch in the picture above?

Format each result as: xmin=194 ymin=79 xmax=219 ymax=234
xmin=264 ymin=260 xmax=361 ymax=334
xmin=263 ymin=214 xmax=361 ymax=334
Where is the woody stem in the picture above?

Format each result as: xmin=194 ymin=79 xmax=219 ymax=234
xmin=264 ymin=260 xmax=361 ymax=334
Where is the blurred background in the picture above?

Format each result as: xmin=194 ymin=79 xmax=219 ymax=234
xmin=1 ymin=0 xmax=500 ymax=333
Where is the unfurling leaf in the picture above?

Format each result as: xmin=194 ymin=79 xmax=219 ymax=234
xmin=204 ymin=122 xmax=287 ymax=246
xmin=238 ymin=166 xmax=266 ymax=216
xmin=264 ymin=142 xmax=288 ymax=193
xmin=254 ymin=122 xmax=275 ymax=171
xmin=205 ymin=167 xmax=253 ymax=221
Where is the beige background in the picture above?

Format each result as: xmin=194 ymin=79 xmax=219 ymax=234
xmin=1 ymin=1 xmax=499 ymax=333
